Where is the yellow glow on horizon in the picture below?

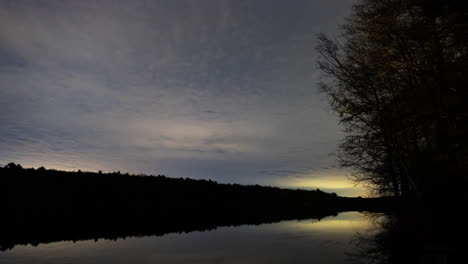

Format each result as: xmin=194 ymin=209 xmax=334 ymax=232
xmin=289 ymin=177 xmax=355 ymax=190
xmin=275 ymin=169 xmax=369 ymax=197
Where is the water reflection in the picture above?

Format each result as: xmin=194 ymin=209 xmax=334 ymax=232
xmin=347 ymin=210 xmax=465 ymax=264
xmin=4 ymin=211 xmax=462 ymax=264
xmin=292 ymin=212 xmax=373 ymax=232
xmin=1 ymin=212 xmax=372 ymax=264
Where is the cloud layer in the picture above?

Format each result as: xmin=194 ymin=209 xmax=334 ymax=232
xmin=0 ymin=0 xmax=363 ymax=195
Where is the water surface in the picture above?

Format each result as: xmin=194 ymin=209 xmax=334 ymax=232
xmin=0 ymin=212 xmax=375 ymax=264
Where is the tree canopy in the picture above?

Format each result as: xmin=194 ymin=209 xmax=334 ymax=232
xmin=316 ymin=0 xmax=468 ymax=200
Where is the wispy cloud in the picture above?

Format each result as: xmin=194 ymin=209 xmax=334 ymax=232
xmin=0 ymin=0 xmax=356 ymax=194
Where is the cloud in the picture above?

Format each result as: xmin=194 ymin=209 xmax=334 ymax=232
xmin=0 ymin=0 xmax=357 ymax=195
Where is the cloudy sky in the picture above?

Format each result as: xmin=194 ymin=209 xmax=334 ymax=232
xmin=0 ymin=0 xmax=365 ymax=196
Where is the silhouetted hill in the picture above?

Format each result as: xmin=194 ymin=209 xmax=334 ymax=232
xmin=0 ymin=163 xmax=395 ymax=250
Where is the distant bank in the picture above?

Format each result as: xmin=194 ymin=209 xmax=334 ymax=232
xmin=1 ymin=163 xmax=395 ymax=250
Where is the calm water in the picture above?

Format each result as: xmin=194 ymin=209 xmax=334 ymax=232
xmin=0 ymin=212 xmax=377 ymax=264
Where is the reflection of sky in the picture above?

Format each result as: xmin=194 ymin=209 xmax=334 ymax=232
xmin=288 ymin=212 xmax=373 ymax=232
xmin=0 ymin=0 xmax=359 ymax=195
xmin=0 ymin=212 xmax=373 ymax=264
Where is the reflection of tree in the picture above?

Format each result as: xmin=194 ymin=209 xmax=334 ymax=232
xmin=347 ymin=211 xmax=465 ymax=264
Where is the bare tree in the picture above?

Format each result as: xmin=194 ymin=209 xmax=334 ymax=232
xmin=316 ymin=0 xmax=468 ymax=199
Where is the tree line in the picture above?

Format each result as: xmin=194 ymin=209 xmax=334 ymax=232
xmin=0 ymin=163 xmax=392 ymax=250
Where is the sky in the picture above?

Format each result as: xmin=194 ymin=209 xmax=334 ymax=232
xmin=0 ymin=0 xmax=366 ymax=196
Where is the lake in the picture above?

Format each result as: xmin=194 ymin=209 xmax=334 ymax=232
xmin=0 ymin=212 xmax=379 ymax=264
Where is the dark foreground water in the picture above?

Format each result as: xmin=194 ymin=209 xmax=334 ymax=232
xmin=0 ymin=212 xmax=377 ymax=264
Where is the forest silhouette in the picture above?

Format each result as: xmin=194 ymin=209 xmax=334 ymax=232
xmin=315 ymin=1 xmax=467 ymax=262
xmin=0 ymin=163 xmax=394 ymax=250
xmin=316 ymin=0 xmax=467 ymax=209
